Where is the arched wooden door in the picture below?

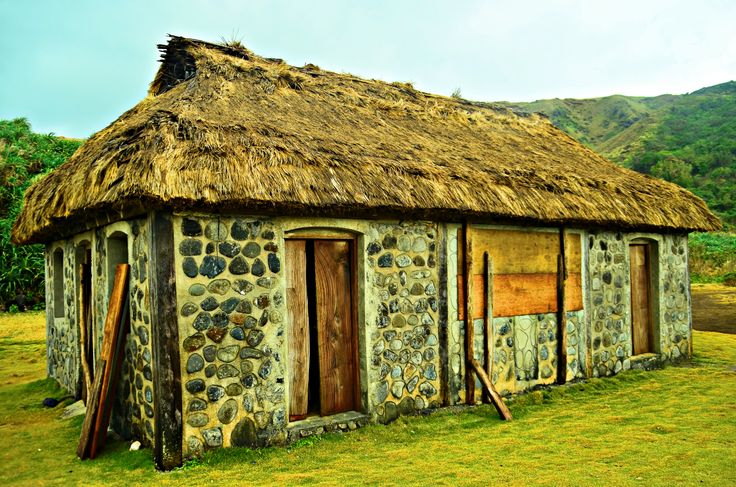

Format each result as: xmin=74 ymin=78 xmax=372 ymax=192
xmin=629 ymin=244 xmax=653 ymax=355
xmin=286 ymin=238 xmax=359 ymax=421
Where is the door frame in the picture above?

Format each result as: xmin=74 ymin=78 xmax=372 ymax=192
xmin=628 ymin=238 xmax=660 ymax=355
xmin=284 ymin=228 xmax=363 ymax=420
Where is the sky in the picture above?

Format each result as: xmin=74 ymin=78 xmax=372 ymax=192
xmin=1 ymin=0 xmax=734 ymax=138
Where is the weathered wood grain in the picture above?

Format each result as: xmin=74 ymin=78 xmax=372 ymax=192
xmin=286 ymin=240 xmax=310 ymax=420
xmin=77 ymin=358 xmax=106 ymax=459
xmin=468 ymin=229 xmax=582 ymax=274
xmin=149 ymin=212 xmax=182 ymax=470
xmin=89 ymin=263 xmax=130 ymax=458
xmin=314 ymin=240 xmax=357 ymax=416
xmin=630 ymin=244 xmax=652 ymax=355
xmin=458 ymin=273 xmax=583 ymax=319
xmin=470 ymin=359 xmax=512 ymax=421
xmin=556 ymin=227 xmax=567 ymax=385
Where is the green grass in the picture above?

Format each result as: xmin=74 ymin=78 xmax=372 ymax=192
xmin=0 ymin=312 xmax=735 ymax=486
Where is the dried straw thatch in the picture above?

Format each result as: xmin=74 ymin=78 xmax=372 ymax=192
xmin=12 ymin=36 xmax=720 ymax=245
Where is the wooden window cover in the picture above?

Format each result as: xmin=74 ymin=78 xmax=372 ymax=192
xmin=457 ymin=229 xmax=583 ymax=319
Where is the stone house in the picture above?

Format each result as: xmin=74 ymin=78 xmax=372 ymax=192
xmin=11 ymin=36 xmax=719 ymax=469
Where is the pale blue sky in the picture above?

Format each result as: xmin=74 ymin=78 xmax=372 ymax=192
xmin=1 ymin=0 xmax=734 ymax=138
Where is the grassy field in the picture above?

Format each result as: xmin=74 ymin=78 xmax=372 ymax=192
xmin=0 ymin=298 xmax=735 ymax=486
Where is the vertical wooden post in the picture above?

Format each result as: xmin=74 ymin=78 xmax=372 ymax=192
xmin=483 ymin=252 xmax=493 ymax=403
xmin=556 ymin=227 xmax=568 ymax=385
xmin=78 ymin=261 xmax=92 ymax=402
xmin=149 ymin=212 xmax=182 ymax=471
xmin=436 ymin=225 xmax=450 ymax=406
xmin=462 ymin=222 xmax=475 ymax=403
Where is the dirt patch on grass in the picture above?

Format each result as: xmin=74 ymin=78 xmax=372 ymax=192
xmin=692 ymin=284 xmax=736 ymax=334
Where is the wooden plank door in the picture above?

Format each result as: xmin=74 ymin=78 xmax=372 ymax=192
xmin=629 ymin=244 xmax=652 ymax=355
xmin=286 ymin=240 xmax=310 ymax=421
xmin=314 ymin=240 xmax=357 ymax=416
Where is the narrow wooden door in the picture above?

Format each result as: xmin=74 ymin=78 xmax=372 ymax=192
xmin=629 ymin=244 xmax=652 ymax=355
xmin=286 ymin=240 xmax=310 ymax=420
xmin=314 ymin=240 xmax=357 ymax=416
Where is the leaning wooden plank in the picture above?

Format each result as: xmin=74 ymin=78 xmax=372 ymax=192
xmin=88 ymin=263 xmax=130 ymax=459
xmin=90 ymin=292 xmax=130 ymax=457
xmin=77 ymin=359 xmax=106 ymax=459
xmin=470 ymin=358 xmax=512 ymax=421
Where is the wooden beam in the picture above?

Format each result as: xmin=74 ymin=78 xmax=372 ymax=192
xmin=95 ymin=293 xmax=131 ymax=455
xmin=482 ymin=252 xmax=492 ymax=404
xmin=89 ymin=263 xmax=130 ymax=459
xmin=556 ymin=228 xmax=567 ymax=385
xmin=77 ymin=359 xmax=106 ymax=459
xmin=436 ymin=225 xmax=450 ymax=406
xmin=149 ymin=212 xmax=182 ymax=471
xmin=78 ymin=261 xmax=92 ymax=402
xmin=470 ymin=359 xmax=512 ymax=421
xmin=462 ymin=222 xmax=475 ymax=403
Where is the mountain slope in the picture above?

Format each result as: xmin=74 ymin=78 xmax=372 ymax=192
xmin=502 ymin=81 xmax=736 ymax=226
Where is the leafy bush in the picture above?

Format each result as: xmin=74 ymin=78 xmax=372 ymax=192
xmin=0 ymin=118 xmax=82 ymax=310
xmin=688 ymin=232 xmax=736 ymax=282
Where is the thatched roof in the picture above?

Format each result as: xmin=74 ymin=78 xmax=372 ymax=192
xmin=12 ymin=36 xmax=720 ymax=245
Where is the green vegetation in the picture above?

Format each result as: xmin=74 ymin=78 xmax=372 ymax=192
xmin=506 ymin=81 xmax=736 ymax=227
xmin=689 ymin=232 xmax=736 ymax=283
xmin=0 ymin=119 xmax=82 ymax=310
xmin=1 ymin=309 xmax=735 ymax=485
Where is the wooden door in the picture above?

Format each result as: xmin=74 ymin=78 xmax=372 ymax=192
xmin=314 ymin=240 xmax=357 ymax=416
xmin=629 ymin=244 xmax=652 ymax=355
xmin=286 ymin=240 xmax=310 ymax=421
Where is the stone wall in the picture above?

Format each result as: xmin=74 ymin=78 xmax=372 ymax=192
xmin=490 ymin=310 xmax=587 ymax=395
xmin=657 ymin=234 xmax=691 ymax=360
xmin=366 ymin=222 xmax=441 ymax=422
xmin=175 ymin=215 xmax=287 ymax=456
xmin=175 ymin=215 xmax=442 ymax=455
xmin=45 ymin=240 xmax=82 ymax=397
xmin=446 ymin=227 xmax=588 ymax=400
xmin=41 ymin=221 xmax=155 ymax=446
xmin=112 ymin=218 xmax=156 ymax=445
xmin=587 ymin=231 xmax=630 ymax=377
xmin=587 ymin=230 xmax=692 ymax=377
xmin=445 ymin=225 xmax=464 ymax=405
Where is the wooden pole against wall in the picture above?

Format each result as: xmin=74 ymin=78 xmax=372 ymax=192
xmin=470 ymin=359 xmax=513 ymax=420
xmin=556 ymin=227 xmax=568 ymax=385
xmin=483 ymin=252 xmax=493 ymax=404
xmin=462 ymin=222 xmax=475 ymax=402
xmin=462 ymin=226 xmax=512 ymax=421
xmin=78 ymin=263 xmax=92 ymax=402
xmin=150 ymin=212 xmax=183 ymax=471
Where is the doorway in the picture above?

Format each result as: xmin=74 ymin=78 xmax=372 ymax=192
xmin=76 ymin=245 xmax=93 ymax=400
xmin=629 ymin=243 xmax=653 ymax=355
xmin=286 ymin=238 xmax=359 ymax=421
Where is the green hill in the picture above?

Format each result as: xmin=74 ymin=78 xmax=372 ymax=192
xmin=502 ymin=81 xmax=736 ymax=226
